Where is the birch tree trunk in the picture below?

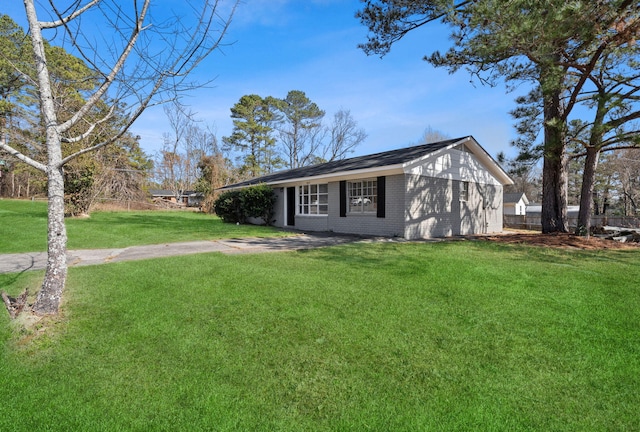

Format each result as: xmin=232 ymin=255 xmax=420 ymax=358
xmin=25 ymin=0 xmax=69 ymax=314
xmin=33 ymin=165 xmax=67 ymax=314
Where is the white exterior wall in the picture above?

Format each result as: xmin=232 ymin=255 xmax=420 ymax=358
xmin=504 ymin=198 xmax=526 ymax=216
xmin=274 ymin=184 xmax=332 ymax=232
xmin=294 ymin=214 xmax=329 ymax=232
xmin=271 ymin=176 xmax=405 ymax=237
xmin=466 ymin=182 xmax=503 ymax=235
xmin=328 ymin=175 xmax=405 ymax=237
xmin=404 ymin=145 xmax=502 ymax=186
xmin=483 ymin=184 xmax=504 ymax=233
xmin=403 ymin=146 xmax=503 ymax=238
xmin=403 ymin=175 xmax=503 ymax=239
xmin=257 ymin=144 xmax=505 ymax=239
xmin=404 ymin=175 xmax=456 ymax=239
xmin=272 ymin=187 xmax=285 ymax=226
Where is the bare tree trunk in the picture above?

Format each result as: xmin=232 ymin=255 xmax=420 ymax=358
xmin=540 ymin=84 xmax=568 ymax=233
xmin=602 ymin=182 xmax=611 ymax=217
xmin=576 ymin=146 xmax=599 ymax=237
xmin=32 ymin=165 xmax=67 ymax=315
xmin=32 ymin=160 xmax=68 ymax=315
xmin=26 ymin=0 xmax=68 ymax=314
xmin=626 ymin=193 xmax=637 ymax=216
xmin=541 ymin=153 xmax=568 ymax=233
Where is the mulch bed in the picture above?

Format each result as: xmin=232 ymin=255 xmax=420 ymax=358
xmin=477 ymin=232 xmax=640 ymax=250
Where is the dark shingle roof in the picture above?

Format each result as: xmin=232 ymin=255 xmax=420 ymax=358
xmin=149 ymin=189 xmax=175 ymax=196
xmin=221 ymin=137 xmax=467 ymax=189
xmin=503 ymin=192 xmax=529 ymax=204
xmin=149 ymin=189 xmax=202 ymax=197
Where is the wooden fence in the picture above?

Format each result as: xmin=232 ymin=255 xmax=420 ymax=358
xmin=504 ymin=214 xmax=640 ymax=231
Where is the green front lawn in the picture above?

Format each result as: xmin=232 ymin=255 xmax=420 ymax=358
xmin=1 ymin=241 xmax=638 ymax=431
xmin=0 ymin=199 xmax=289 ymax=253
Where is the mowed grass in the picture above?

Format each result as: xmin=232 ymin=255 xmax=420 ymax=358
xmin=0 ymin=199 xmax=289 ymax=253
xmin=1 ymin=240 xmax=638 ymax=431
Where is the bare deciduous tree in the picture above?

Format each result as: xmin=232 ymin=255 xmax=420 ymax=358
xmin=155 ymin=103 xmax=217 ymax=203
xmin=414 ymin=126 xmax=450 ymax=145
xmin=0 ymin=0 xmax=237 ymax=316
xmin=323 ymin=109 xmax=367 ymax=162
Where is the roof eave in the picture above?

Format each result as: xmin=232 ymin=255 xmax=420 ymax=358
xmin=218 ymin=164 xmax=405 ymax=190
xmin=458 ymin=136 xmax=514 ymax=186
xmin=218 ymin=136 xmax=514 ymax=190
xmin=399 ymin=136 xmax=514 ymax=186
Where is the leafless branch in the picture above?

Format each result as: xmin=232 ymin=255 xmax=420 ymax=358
xmin=40 ymin=0 xmax=101 ymax=29
xmin=57 ymin=1 xmax=152 ymax=134
xmin=0 ymin=139 xmax=47 ymax=172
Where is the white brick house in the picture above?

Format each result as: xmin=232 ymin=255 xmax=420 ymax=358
xmin=219 ymin=136 xmax=513 ymax=239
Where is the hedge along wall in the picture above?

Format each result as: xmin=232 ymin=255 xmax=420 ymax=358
xmin=213 ymin=184 xmax=276 ymax=225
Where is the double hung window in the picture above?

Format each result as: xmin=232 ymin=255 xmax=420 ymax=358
xmin=298 ymin=184 xmax=328 ymax=215
xmin=460 ymin=181 xmax=469 ymax=202
xmin=348 ymin=179 xmax=377 ymax=213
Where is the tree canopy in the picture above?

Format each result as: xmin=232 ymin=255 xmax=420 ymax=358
xmin=222 ymin=90 xmax=366 ymax=178
xmin=277 ymin=90 xmax=326 ymax=169
xmin=222 ymin=94 xmax=282 ymax=178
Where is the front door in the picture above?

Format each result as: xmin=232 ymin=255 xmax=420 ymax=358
xmin=286 ymin=187 xmax=295 ymax=226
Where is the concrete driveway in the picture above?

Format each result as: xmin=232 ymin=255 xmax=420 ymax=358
xmin=0 ymin=233 xmax=366 ymax=274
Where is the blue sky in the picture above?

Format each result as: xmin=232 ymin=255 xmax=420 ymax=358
xmin=5 ymin=0 xmax=524 ymax=160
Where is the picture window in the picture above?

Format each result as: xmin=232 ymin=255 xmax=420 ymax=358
xmin=298 ymin=184 xmax=328 ymax=215
xmin=348 ymin=179 xmax=377 ymax=213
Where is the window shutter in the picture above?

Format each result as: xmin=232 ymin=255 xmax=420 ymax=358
xmin=339 ymin=180 xmax=346 ymax=217
xmin=377 ymin=176 xmax=386 ymax=218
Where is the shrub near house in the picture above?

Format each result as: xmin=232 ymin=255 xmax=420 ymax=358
xmin=214 ymin=184 xmax=276 ymax=225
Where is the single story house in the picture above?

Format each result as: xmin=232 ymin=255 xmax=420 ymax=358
xmin=149 ymin=189 xmax=204 ymax=207
xmin=220 ymin=136 xmax=513 ymax=239
xmin=503 ymin=192 xmax=529 ymax=215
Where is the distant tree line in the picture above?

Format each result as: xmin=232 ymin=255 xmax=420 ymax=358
xmin=501 ymin=146 xmax=640 ymax=218
xmin=2 ymin=13 xmax=365 ymax=216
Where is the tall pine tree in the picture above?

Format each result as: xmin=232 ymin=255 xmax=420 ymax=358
xmin=222 ymin=94 xmax=282 ymax=177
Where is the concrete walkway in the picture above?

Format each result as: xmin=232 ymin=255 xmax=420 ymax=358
xmin=0 ymin=233 xmax=367 ymax=274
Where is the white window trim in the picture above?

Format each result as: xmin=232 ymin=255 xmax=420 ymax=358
xmin=460 ymin=181 xmax=469 ymax=202
xmin=347 ymin=178 xmax=378 ymax=214
xmin=297 ymin=183 xmax=329 ymax=216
